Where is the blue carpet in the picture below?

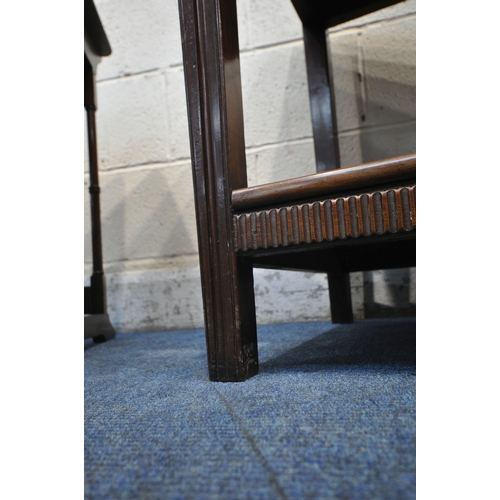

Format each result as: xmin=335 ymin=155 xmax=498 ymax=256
xmin=85 ymin=318 xmax=415 ymax=499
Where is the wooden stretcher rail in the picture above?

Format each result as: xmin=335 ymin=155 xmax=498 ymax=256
xmin=231 ymin=154 xmax=416 ymax=211
xmin=234 ymin=185 xmax=416 ymax=252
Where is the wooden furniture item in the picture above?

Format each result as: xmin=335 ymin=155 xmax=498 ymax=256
xmin=178 ymin=0 xmax=415 ymax=381
xmin=84 ymin=0 xmax=115 ymax=343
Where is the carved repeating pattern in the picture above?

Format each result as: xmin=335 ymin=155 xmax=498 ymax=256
xmin=234 ymin=186 xmax=416 ymax=252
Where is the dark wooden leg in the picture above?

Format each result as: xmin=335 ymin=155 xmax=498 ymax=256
xmin=84 ymin=313 xmax=116 ymax=343
xmin=85 ymin=56 xmax=116 ymax=342
xmin=328 ymin=272 xmax=354 ymax=323
xmin=302 ymin=24 xmax=353 ymax=323
xmin=179 ymin=0 xmax=258 ymax=381
xmin=302 ymin=25 xmax=341 ymax=173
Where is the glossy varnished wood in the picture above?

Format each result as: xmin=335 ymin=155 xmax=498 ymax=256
xmin=179 ymin=0 xmax=258 ymax=381
xmin=84 ymin=1 xmax=115 ymax=343
xmin=232 ymin=154 xmax=415 ymax=211
xmin=178 ymin=0 xmax=415 ymax=381
xmin=292 ymin=0 xmax=407 ymax=324
xmin=234 ymin=186 xmax=415 ymax=251
xmin=85 ymin=56 xmax=106 ymax=316
xmin=299 ymin=5 xmax=347 ymax=321
xmin=302 ymin=24 xmax=340 ymax=173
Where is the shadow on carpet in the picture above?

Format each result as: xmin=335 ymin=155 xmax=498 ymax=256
xmin=85 ymin=318 xmax=415 ymax=500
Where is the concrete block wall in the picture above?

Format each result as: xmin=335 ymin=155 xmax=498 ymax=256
xmin=85 ymin=0 xmax=416 ymax=333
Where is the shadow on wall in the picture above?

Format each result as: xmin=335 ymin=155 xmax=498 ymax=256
xmin=84 ymin=164 xmax=198 ymax=328
xmin=85 ymin=165 xmax=197 ymax=265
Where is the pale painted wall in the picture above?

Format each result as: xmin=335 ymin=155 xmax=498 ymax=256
xmin=84 ymin=0 xmax=416 ymax=333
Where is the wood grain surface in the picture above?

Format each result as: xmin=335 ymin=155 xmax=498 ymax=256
xmin=234 ymin=186 xmax=415 ymax=252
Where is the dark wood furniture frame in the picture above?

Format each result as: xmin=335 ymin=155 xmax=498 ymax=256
xmin=178 ymin=0 xmax=415 ymax=381
xmin=84 ymin=0 xmax=116 ymax=343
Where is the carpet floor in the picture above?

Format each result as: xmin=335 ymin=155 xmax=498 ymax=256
xmin=85 ymin=317 xmax=416 ymax=499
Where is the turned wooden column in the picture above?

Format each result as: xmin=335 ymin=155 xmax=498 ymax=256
xmin=85 ymin=56 xmax=106 ymax=316
xmin=84 ymin=0 xmax=115 ymax=342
